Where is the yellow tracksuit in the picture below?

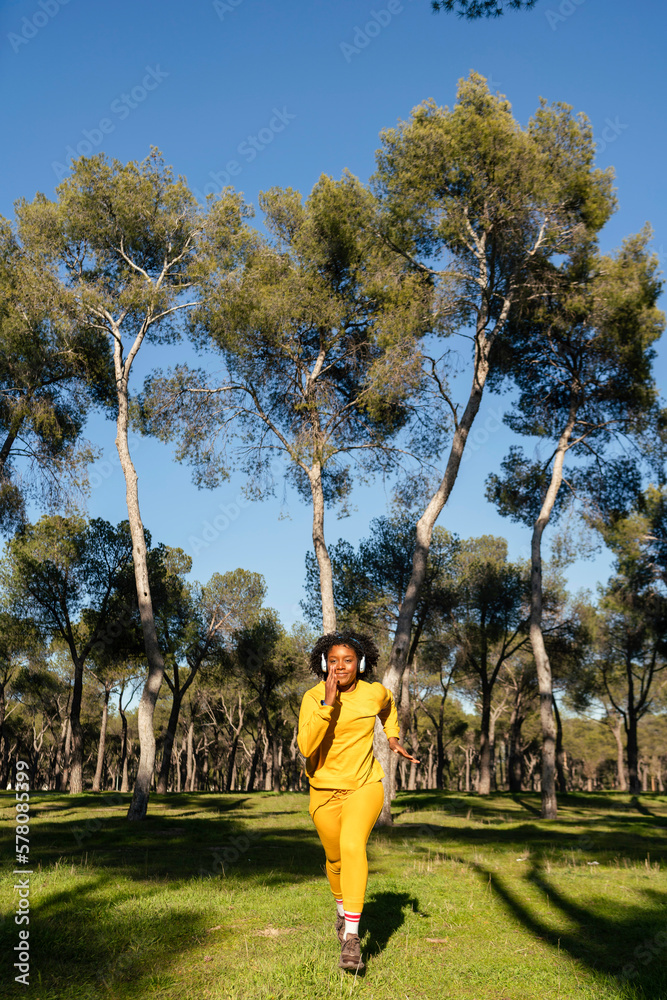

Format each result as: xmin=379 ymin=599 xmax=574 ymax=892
xmin=297 ymin=679 xmax=399 ymax=912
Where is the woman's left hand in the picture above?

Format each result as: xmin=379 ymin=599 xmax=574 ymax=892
xmin=388 ymin=737 xmax=420 ymax=763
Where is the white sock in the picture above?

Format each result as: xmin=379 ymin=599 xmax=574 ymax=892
xmin=344 ymin=911 xmax=361 ymax=940
xmin=335 ymin=898 xmax=344 ymax=917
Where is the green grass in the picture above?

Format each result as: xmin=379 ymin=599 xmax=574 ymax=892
xmin=1 ymin=789 xmax=667 ymax=999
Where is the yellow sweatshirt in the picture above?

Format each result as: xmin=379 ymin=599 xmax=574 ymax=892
xmin=297 ymin=679 xmax=400 ymax=789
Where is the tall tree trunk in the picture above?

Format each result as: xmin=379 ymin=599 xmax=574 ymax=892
xmin=92 ymin=686 xmax=111 ymax=792
xmin=258 ymin=707 xmax=273 ymax=791
xmin=113 ymin=333 xmax=166 ymax=820
xmin=308 ymin=463 xmax=336 ymax=632
xmin=0 ymin=424 xmax=20 ymax=472
xmin=189 ymin=740 xmax=199 ymax=792
xmin=157 ymin=691 xmax=183 ymax=794
xmin=496 ymin=737 xmax=505 ymax=789
xmin=68 ymin=657 xmax=85 ymax=794
xmin=246 ymin=723 xmax=263 ymax=792
xmin=379 ymin=649 xmax=414 ymax=804
xmin=398 ymin=666 xmax=411 ymax=746
xmin=552 ymin=695 xmax=568 ymax=794
xmin=202 ymin=746 xmax=209 ymax=790
xmin=61 ymin=716 xmax=72 ymax=790
xmin=507 ymin=702 xmax=524 ymax=793
xmin=623 ymin=650 xmax=641 ymax=795
xmin=47 ymin=744 xmax=57 ymax=790
xmin=408 ymin=711 xmax=419 ymax=791
xmin=433 ymin=729 xmax=445 ymax=790
xmin=609 ymin=714 xmax=627 ymax=791
xmin=176 ymin=735 xmax=185 ymax=792
xmin=53 ymin=715 xmax=66 ymax=791
xmin=477 ymin=682 xmax=493 ymax=795
xmin=488 ymin=702 xmax=503 ymax=791
xmin=626 ymin=709 xmax=640 ymax=794
xmin=272 ymin=735 xmax=282 ymax=792
xmin=225 ymin=732 xmax=241 ymax=792
xmin=0 ymin=741 xmax=11 ymax=790
xmin=264 ymin=745 xmax=272 ymax=790
xmin=463 ymin=744 xmax=472 ymax=793
xmin=30 ymin=749 xmax=40 ymax=789
xmin=377 ymin=317 xmax=500 ymax=823
xmin=529 ymin=401 xmax=577 ymax=819
xmin=119 ymin=697 xmax=129 ymax=793
xmin=185 ymin=720 xmax=195 ymax=791
xmin=222 ymin=693 xmax=246 ymax=792
xmin=288 ymin=724 xmax=299 ymax=791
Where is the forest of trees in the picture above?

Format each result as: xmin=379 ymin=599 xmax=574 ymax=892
xmin=1 ymin=73 xmax=665 ymax=820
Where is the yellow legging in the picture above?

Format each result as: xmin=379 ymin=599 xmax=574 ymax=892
xmin=309 ymin=780 xmax=384 ymax=913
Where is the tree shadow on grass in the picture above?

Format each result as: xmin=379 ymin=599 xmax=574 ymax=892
xmin=394 ymin=790 xmax=531 ymax=820
xmin=630 ymin=795 xmax=667 ymax=825
xmin=0 ymin=800 xmax=329 ymax=996
xmin=393 ymin=790 xmax=667 ymax=823
xmin=510 ymin=793 xmax=542 ymax=816
xmin=0 ymin=871 xmax=233 ymax=998
xmin=0 ymin=790 xmax=326 ymax=887
xmin=449 ymin=852 xmax=667 ymax=999
xmin=0 ymin=790 xmax=250 ymax=818
xmin=0 ymin=793 xmax=426 ymax=993
xmin=7 ymin=790 xmax=667 ymax=997
xmin=389 ymin=818 xmax=667 ymax=870
xmin=363 ymin=890 xmax=421 ymax=959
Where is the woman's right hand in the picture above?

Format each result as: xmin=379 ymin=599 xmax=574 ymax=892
xmin=323 ymin=665 xmax=338 ymax=706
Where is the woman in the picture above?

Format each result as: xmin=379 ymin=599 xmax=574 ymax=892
xmin=297 ymin=629 xmax=419 ymax=972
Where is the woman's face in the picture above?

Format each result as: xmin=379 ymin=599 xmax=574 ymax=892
xmin=326 ymin=644 xmax=359 ymax=690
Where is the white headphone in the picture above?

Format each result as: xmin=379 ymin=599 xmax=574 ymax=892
xmin=321 ymin=652 xmax=366 ymax=673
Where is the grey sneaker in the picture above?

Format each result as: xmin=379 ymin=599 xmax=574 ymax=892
xmin=335 ymin=914 xmax=345 ymax=943
xmin=339 ymin=933 xmax=364 ymax=971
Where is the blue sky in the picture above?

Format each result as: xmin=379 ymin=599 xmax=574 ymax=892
xmin=2 ymin=0 xmax=665 ymax=629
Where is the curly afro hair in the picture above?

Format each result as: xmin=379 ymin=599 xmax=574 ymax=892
xmin=308 ymin=630 xmax=380 ymax=679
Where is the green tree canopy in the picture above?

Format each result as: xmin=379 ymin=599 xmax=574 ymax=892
xmin=486 ymin=230 xmax=664 ymax=528
xmin=16 ymin=148 xmax=252 ymax=818
xmin=370 ymin=69 xmax=615 ymax=726
xmin=485 ymin=229 xmax=664 ymax=816
xmin=1 ymin=515 xmax=134 ymax=792
xmin=141 ymin=171 xmax=443 ymax=632
xmin=302 ymin=512 xmax=458 ymax=651
xmin=151 ymin=558 xmax=267 ymax=794
xmin=371 ymin=73 xmax=615 ymax=820
xmin=0 ymin=217 xmax=112 ymax=528
xmin=592 ymin=492 xmax=667 ymax=792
